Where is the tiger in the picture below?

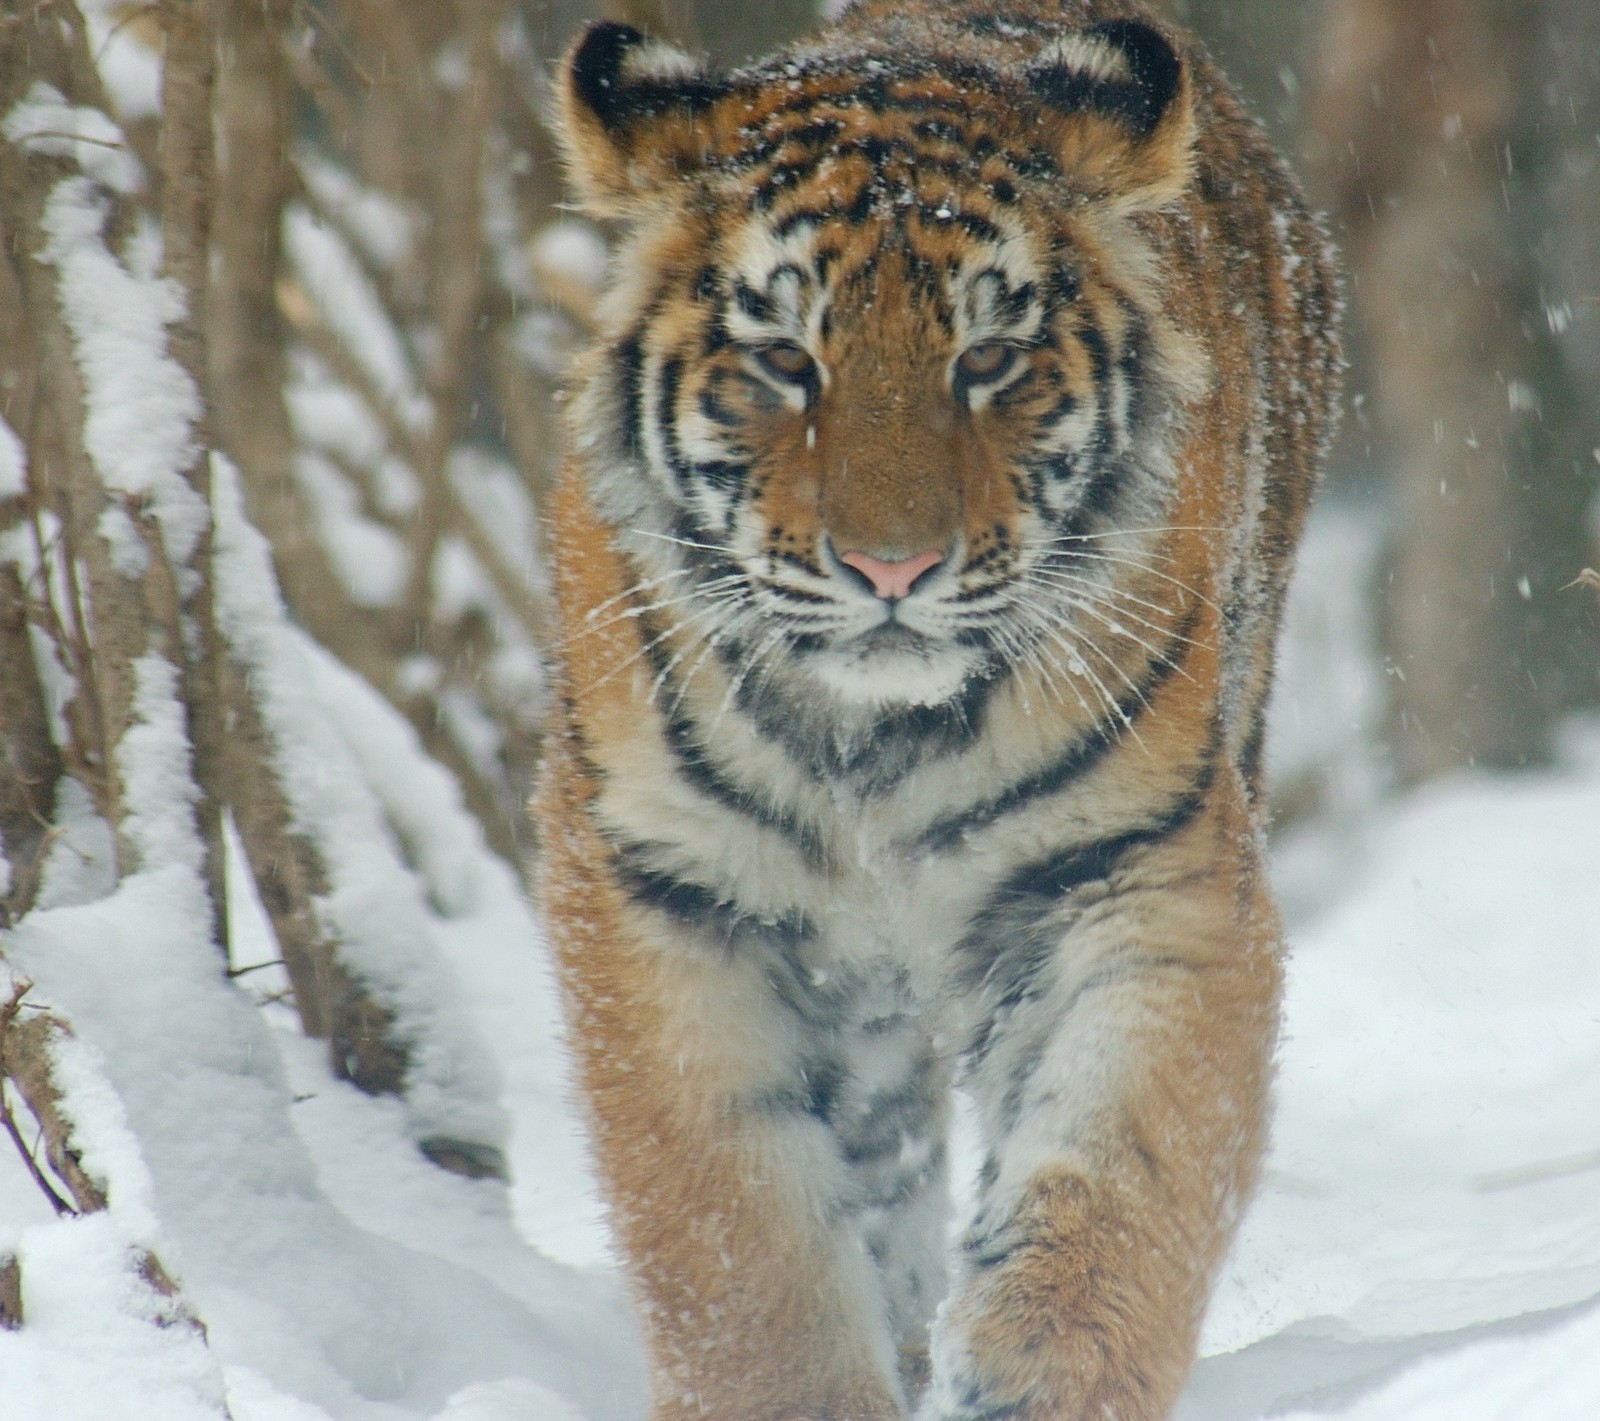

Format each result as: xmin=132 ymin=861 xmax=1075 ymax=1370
xmin=535 ymin=2 xmax=1341 ymax=1418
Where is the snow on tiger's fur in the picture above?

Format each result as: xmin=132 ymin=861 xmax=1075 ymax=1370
xmin=536 ymin=2 xmax=1341 ymax=1418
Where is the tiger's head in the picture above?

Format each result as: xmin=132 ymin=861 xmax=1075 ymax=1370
xmin=556 ymin=12 xmax=1209 ymax=725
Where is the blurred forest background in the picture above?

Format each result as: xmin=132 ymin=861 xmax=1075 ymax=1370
xmin=0 ymin=0 xmax=1598 ymax=1353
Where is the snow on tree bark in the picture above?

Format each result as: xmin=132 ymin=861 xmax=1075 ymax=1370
xmin=0 ymin=0 xmax=519 ymax=1172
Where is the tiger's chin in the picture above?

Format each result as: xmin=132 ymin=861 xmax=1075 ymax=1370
xmin=804 ymin=629 xmax=979 ymax=709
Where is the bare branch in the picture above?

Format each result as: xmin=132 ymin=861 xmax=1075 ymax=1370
xmin=0 ymin=554 xmax=62 ymax=924
xmin=159 ymin=0 xmax=230 ymax=951
xmin=0 ymin=1251 xmax=20 ymax=1330
xmin=0 ymin=968 xmax=213 ymax=1348
xmin=0 ymin=0 xmax=135 ymax=853
xmin=0 ymin=978 xmax=107 ymax=1216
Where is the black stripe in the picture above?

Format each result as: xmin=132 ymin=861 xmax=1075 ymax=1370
xmin=1006 ymin=760 xmax=1215 ymax=905
xmin=1007 ymin=147 xmax=1062 ymax=181
xmin=697 ymin=383 xmax=742 ymax=429
xmin=993 ymin=952 xmax=1205 ymax=1134
xmin=913 ymin=117 xmax=968 ymax=145
xmin=1069 ymin=447 xmax=1123 ymax=521
xmin=612 ymin=840 xmax=814 ymax=947
xmin=733 ymin=279 xmax=774 ymax=321
xmin=772 ymin=206 xmax=832 ymax=239
xmin=899 ymin=242 xmax=947 ymax=310
xmin=1075 ymin=312 xmax=1113 ymax=464
xmin=996 ymin=278 xmax=1037 ymax=323
xmin=839 ymin=180 xmax=878 ymax=225
xmin=733 ymin=665 xmax=999 ymax=797
xmin=630 ymin=610 xmax=834 ymax=871
xmin=667 ymin=706 xmax=831 ymax=870
xmin=763 ymin=583 xmax=832 ymax=605
xmin=1030 ymin=389 xmax=1081 ymax=443
xmin=614 ymin=329 xmax=646 ymax=460
xmin=916 ymin=207 xmax=1003 ymax=243
xmin=567 ymin=22 xmax=727 ymax=132
xmin=753 ymin=147 xmax=992 ymax=211
xmin=730 ymin=60 xmax=1010 ymax=124
xmin=1115 ymin=301 xmax=1152 ymax=435
xmin=751 ymin=1052 xmax=847 ymax=1123
xmin=655 ymin=355 xmax=692 ymax=493
xmin=700 ymin=313 xmax=732 ymax=356
xmin=836 ymin=1062 xmax=941 ymax=1168
xmin=1237 ymin=681 xmax=1272 ymax=799
xmin=986 ymin=366 xmax=1042 ymax=417
xmin=697 ymin=461 xmax=748 ymax=495
xmin=955 ymin=765 xmax=1214 ymax=1055
xmin=780 ymin=117 xmax=846 ymax=151
xmin=657 ymin=362 xmax=753 ymax=504
xmin=849 ymin=1141 xmax=946 ymax=1212
xmin=961 ymin=1220 xmax=1016 ymax=1273
xmin=1028 ymin=21 xmax=1183 ymax=142
xmin=917 ymin=607 xmax=1201 ymax=853
xmin=1046 ymin=263 xmax=1081 ymax=305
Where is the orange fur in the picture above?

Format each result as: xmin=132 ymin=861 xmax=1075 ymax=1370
xmin=538 ymin=4 xmax=1340 ymax=1418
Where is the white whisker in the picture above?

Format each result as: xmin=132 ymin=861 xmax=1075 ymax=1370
xmin=710 ymin=624 xmax=793 ymax=733
xmin=567 ymin=575 xmax=750 ymax=645
xmin=576 ymin=582 xmax=750 ymax=695
xmin=578 ymin=567 xmax=695 ymax=624
xmin=1041 ymin=547 xmax=1221 ymax=614
xmin=666 ymin=607 xmax=764 ymax=720
xmin=1025 ymin=577 xmax=1198 ymax=685
xmin=631 ymin=527 xmax=740 ymax=557
xmin=1000 ymin=593 xmax=1145 ymax=746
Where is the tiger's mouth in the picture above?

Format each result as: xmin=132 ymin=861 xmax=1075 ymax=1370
xmin=852 ymin=621 xmax=930 ymax=653
xmin=797 ymin=612 xmax=982 ymax=707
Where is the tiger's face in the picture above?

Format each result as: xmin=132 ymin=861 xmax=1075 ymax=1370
xmin=560 ymin=18 xmax=1206 ymax=718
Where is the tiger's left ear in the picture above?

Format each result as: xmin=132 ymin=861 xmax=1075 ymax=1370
xmin=556 ymin=21 xmax=728 ymax=219
xmin=1029 ymin=19 xmax=1197 ymax=213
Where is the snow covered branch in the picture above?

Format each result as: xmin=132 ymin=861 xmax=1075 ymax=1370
xmin=204 ymin=0 xmax=578 ymax=868
xmin=0 ymin=962 xmax=218 ymax=1383
xmin=0 ymin=0 xmax=529 ymax=1153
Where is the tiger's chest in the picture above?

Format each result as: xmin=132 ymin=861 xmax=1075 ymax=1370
xmin=586 ymin=702 xmax=1111 ymax=1043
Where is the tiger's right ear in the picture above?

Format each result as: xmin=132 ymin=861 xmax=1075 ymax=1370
xmin=556 ymin=22 xmax=727 ymax=218
xmin=1029 ymin=19 xmax=1197 ymax=213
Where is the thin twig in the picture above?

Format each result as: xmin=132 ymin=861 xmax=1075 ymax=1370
xmin=13 ymin=129 xmax=128 ymax=151
xmin=283 ymin=32 xmax=360 ymax=143
xmin=289 ymin=0 xmax=383 ymax=90
xmin=227 ymin=958 xmax=288 ymax=979
xmin=0 ymin=1083 xmax=77 ymax=1216
xmin=95 ymin=2 xmax=160 ymax=60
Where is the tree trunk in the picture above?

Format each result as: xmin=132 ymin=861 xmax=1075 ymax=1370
xmin=1307 ymin=0 xmax=1600 ymax=779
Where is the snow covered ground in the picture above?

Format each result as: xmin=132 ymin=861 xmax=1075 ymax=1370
xmin=1186 ymin=721 xmax=1600 ymax=1421
xmin=6 ymin=665 xmax=1600 ymax=1421
xmin=7 ymin=5 xmax=1596 ymax=1413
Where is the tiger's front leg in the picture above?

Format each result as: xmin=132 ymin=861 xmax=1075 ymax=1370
xmin=928 ymin=804 xmax=1282 ymax=1421
xmin=539 ymin=736 xmax=906 ymax=1421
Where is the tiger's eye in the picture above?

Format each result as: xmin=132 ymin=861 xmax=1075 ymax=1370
xmin=956 ymin=342 xmax=1017 ymax=382
xmin=756 ymin=343 xmax=816 ymax=381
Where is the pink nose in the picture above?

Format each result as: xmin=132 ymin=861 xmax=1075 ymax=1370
xmin=838 ymin=547 xmax=944 ymax=601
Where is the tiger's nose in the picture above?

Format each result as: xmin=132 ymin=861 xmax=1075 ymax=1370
xmin=838 ymin=547 xmax=944 ymax=601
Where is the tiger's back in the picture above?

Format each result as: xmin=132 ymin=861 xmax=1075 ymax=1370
xmin=538 ymin=3 xmax=1339 ymax=1418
